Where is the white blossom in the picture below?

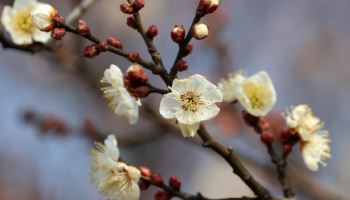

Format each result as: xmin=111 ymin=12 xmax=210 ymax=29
xmin=31 ymin=2 xmax=57 ymax=31
xmin=1 ymin=0 xmax=51 ymax=45
xmin=218 ymin=71 xmax=245 ymax=103
xmin=159 ymin=74 xmax=223 ymax=137
xmin=285 ymin=104 xmax=331 ymax=171
xmin=91 ymin=135 xmax=141 ymax=200
xmin=101 ymin=64 xmax=140 ymax=124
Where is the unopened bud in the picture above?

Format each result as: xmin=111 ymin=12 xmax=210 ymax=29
xmin=242 ymin=111 xmax=260 ymax=129
xmin=171 ymin=25 xmax=185 ymax=44
xmin=192 ymin=22 xmax=209 ymax=40
xmin=120 ymin=3 xmax=134 ymax=14
xmin=84 ymin=44 xmax=100 ymax=58
xmin=98 ymin=42 xmax=108 ymax=52
xmin=259 ymin=117 xmax=270 ymax=131
xmin=154 ymin=191 xmax=170 ymax=200
xmin=138 ymin=179 xmax=150 ymax=190
xmin=283 ymin=144 xmax=293 ymax=156
xmin=169 ymin=176 xmax=181 ymax=191
xmin=132 ymin=0 xmax=145 ymax=11
xmin=128 ymin=51 xmax=140 ymax=62
xmin=53 ymin=15 xmax=64 ymax=26
xmin=147 ymin=25 xmax=158 ymax=39
xmin=107 ymin=37 xmax=123 ymax=49
xmin=133 ymin=86 xmax=151 ymax=98
xmin=151 ymin=174 xmax=163 ymax=185
xmin=261 ymin=131 xmax=274 ymax=145
xmin=127 ymin=64 xmax=148 ymax=84
xmin=76 ymin=19 xmax=90 ymax=36
xmin=139 ymin=166 xmax=152 ymax=177
xmin=198 ymin=0 xmax=219 ymax=14
xmin=127 ymin=16 xmax=138 ymax=29
xmin=183 ymin=43 xmax=193 ymax=57
xmin=175 ymin=59 xmax=188 ymax=72
xmin=50 ymin=28 xmax=66 ymax=40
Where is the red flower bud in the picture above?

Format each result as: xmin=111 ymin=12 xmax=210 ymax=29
xmin=132 ymin=0 xmax=145 ymax=11
xmin=183 ymin=42 xmax=193 ymax=57
xmin=139 ymin=166 xmax=152 ymax=177
xmin=128 ymin=51 xmax=140 ymax=62
xmin=261 ymin=131 xmax=274 ymax=145
xmin=259 ymin=118 xmax=270 ymax=131
xmin=120 ymin=3 xmax=134 ymax=14
xmin=171 ymin=25 xmax=185 ymax=44
xmin=138 ymin=179 xmax=150 ymax=190
xmin=53 ymin=15 xmax=65 ymax=26
xmin=242 ymin=111 xmax=260 ymax=129
xmin=192 ymin=22 xmax=209 ymax=40
xmin=127 ymin=64 xmax=148 ymax=84
xmin=98 ymin=42 xmax=108 ymax=52
xmin=154 ymin=191 xmax=170 ymax=200
xmin=50 ymin=28 xmax=66 ymax=40
xmin=175 ymin=59 xmax=188 ymax=72
xmin=84 ymin=44 xmax=100 ymax=58
xmin=283 ymin=144 xmax=293 ymax=156
xmin=198 ymin=0 xmax=219 ymax=14
xmin=76 ymin=19 xmax=90 ymax=36
xmin=169 ymin=176 xmax=181 ymax=191
xmin=107 ymin=37 xmax=123 ymax=49
xmin=147 ymin=24 xmax=158 ymax=39
xmin=151 ymin=174 xmax=163 ymax=185
xmin=127 ymin=16 xmax=138 ymax=29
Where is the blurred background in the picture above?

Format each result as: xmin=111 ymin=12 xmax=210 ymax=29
xmin=0 ymin=0 xmax=349 ymax=199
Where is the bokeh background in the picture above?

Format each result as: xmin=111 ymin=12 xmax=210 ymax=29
xmin=0 ymin=0 xmax=349 ymax=199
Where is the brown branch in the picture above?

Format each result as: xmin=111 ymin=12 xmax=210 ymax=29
xmin=127 ymin=0 xmax=171 ymax=85
xmin=142 ymin=177 xmax=258 ymax=200
xmin=197 ymin=124 xmax=273 ymax=200
xmin=169 ymin=10 xmax=204 ymax=79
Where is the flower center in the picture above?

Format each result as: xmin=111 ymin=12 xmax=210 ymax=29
xmin=180 ymin=91 xmax=203 ymax=112
xmin=12 ymin=6 xmax=36 ymax=34
xmin=242 ymin=81 xmax=271 ymax=109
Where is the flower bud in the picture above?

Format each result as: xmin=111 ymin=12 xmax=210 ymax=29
xmin=261 ymin=131 xmax=274 ymax=145
xmin=154 ymin=191 xmax=170 ymax=200
xmin=259 ymin=117 xmax=270 ymax=131
xmin=198 ymin=0 xmax=219 ymax=14
xmin=192 ymin=22 xmax=209 ymax=40
xmin=169 ymin=176 xmax=181 ymax=191
xmin=127 ymin=64 xmax=148 ymax=84
xmin=171 ymin=25 xmax=185 ymax=44
xmin=132 ymin=86 xmax=151 ymax=98
xmin=175 ymin=59 xmax=188 ymax=72
xmin=50 ymin=28 xmax=65 ymax=40
xmin=151 ymin=174 xmax=163 ymax=185
xmin=107 ymin=37 xmax=123 ymax=49
xmin=127 ymin=16 xmax=138 ymax=29
xmin=84 ymin=44 xmax=100 ymax=58
xmin=98 ymin=42 xmax=108 ymax=52
xmin=128 ymin=51 xmax=140 ymax=62
xmin=76 ymin=19 xmax=90 ymax=36
xmin=132 ymin=0 xmax=145 ymax=11
xmin=183 ymin=43 xmax=193 ymax=57
xmin=138 ymin=179 xmax=150 ymax=190
xmin=120 ymin=3 xmax=134 ymax=14
xmin=147 ymin=25 xmax=158 ymax=39
xmin=31 ymin=3 xmax=58 ymax=32
xmin=139 ymin=166 xmax=152 ymax=177
xmin=242 ymin=111 xmax=259 ymax=128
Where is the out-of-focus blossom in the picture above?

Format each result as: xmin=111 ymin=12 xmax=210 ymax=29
xmin=1 ymin=0 xmax=51 ymax=44
xmin=160 ymin=74 xmax=223 ymax=137
xmin=101 ymin=65 xmax=140 ymax=124
xmin=285 ymin=104 xmax=331 ymax=171
xmin=91 ymin=135 xmax=141 ymax=200
xmin=219 ymin=71 xmax=276 ymax=117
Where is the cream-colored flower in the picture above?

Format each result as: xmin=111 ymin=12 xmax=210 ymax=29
xmin=1 ymin=0 xmax=51 ymax=45
xmin=91 ymin=135 xmax=141 ymax=200
xmin=301 ymin=130 xmax=331 ymax=171
xmin=284 ymin=104 xmax=331 ymax=171
xmin=218 ymin=71 xmax=245 ymax=103
xmin=31 ymin=2 xmax=57 ymax=31
xmin=101 ymin=64 xmax=140 ymax=124
xmin=159 ymin=74 xmax=223 ymax=137
xmin=235 ymin=71 xmax=276 ymax=117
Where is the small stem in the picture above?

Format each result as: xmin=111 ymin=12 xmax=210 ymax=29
xmin=147 ymin=84 xmax=169 ymax=95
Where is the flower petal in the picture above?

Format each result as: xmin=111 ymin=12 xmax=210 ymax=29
xmin=178 ymin=122 xmax=200 ymax=137
xmin=175 ymin=104 xmax=220 ymax=124
xmin=32 ymin=28 xmax=50 ymax=43
xmin=13 ymin=0 xmax=36 ymax=9
xmin=1 ymin=6 xmax=13 ymax=33
xmin=159 ymin=93 xmax=182 ymax=119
